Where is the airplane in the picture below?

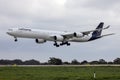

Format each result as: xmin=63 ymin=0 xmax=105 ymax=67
xmin=7 ymin=22 xmax=114 ymax=47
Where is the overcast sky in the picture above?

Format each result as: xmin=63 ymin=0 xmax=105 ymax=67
xmin=0 ymin=0 xmax=120 ymax=62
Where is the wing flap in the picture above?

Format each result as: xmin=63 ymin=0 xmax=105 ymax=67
xmin=62 ymin=32 xmax=75 ymax=39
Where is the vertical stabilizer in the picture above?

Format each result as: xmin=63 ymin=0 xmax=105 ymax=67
xmin=89 ymin=22 xmax=104 ymax=40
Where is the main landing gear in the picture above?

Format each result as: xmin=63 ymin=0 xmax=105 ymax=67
xmin=53 ymin=36 xmax=71 ymax=47
xmin=60 ymin=42 xmax=70 ymax=46
xmin=53 ymin=41 xmax=71 ymax=47
xmin=54 ymin=41 xmax=60 ymax=47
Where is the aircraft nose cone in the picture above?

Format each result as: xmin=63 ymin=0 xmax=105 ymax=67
xmin=7 ymin=29 xmax=13 ymax=35
xmin=6 ymin=31 xmax=11 ymax=35
xmin=6 ymin=32 xmax=9 ymax=34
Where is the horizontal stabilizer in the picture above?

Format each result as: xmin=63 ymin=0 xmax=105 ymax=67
xmin=104 ymin=25 xmax=110 ymax=29
xmin=101 ymin=33 xmax=115 ymax=37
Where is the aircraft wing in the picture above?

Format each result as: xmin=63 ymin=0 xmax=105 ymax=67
xmin=50 ymin=25 xmax=110 ymax=40
xmin=61 ymin=25 xmax=110 ymax=38
xmin=61 ymin=32 xmax=76 ymax=39
xmin=49 ymin=32 xmax=76 ymax=41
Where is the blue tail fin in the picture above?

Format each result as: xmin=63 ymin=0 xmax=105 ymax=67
xmin=92 ymin=22 xmax=104 ymax=37
xmin=89 ymin=22 xmax=104 ymax=40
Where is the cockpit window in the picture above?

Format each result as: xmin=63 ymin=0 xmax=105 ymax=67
xmin=19 ymin=28 xmax=31 ymax=31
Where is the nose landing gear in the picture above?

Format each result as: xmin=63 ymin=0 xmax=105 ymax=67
xmin=14 ymin=37 xmax=18 ymax=42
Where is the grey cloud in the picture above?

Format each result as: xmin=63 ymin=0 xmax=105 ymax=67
xmin=65 ymin=0 xmax=120 ymax=10
xmin=64 ymin=0 xmax=120 ymax=26
xmin=84 ymin=0 xmax=120 ymax=10
xmin=0 ymin=0 xmax=65 ymax=21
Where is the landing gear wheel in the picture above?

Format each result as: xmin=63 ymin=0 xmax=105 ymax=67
xmin=60 ymin=43 xmax=64 ymax=46
xmin=54 ymin=42 xmax=57 ymax=46
xmin=67 ymin=42 xmax=70 ymax=46
xmin=56 ymin=45 xmax=59 ymax=47
xmin=14 ymin=38 xmax=18 ymax=42
xmin=54 ymin=42 xmax=59 ymax=47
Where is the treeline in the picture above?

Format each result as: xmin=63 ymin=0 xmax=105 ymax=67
xmin=0 ymin=57 xmax=120 ymax=65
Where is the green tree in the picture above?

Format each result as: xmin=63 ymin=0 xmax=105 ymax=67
xmin=71 ymin=59 xmax=79 ymax=65
xmin=90 ymin=61 xmax=99 ymax=64
xmin=48 ymin=57 xmax=62 ymax=65
xmin=98 ymin=59 xmax=107 ymax=64
xmin=24 ymin=59 xmax=40 ymax=65
xmin=114 ymin=58 xmax=120 ymax=64
xmin=63 ymin=62 xmax=70 ymax=65
xmin=12 ymin=59 xmax=23 ymax=65
xmin=81 ymin=60 xmax=88 ymax=65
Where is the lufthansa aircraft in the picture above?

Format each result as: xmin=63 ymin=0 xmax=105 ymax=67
xmin=7 ymin=22 xmax=114 ymax=47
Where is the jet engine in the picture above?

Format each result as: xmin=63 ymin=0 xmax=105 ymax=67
xmin=35 ymin=39 xmax=46 ymax=44
xmin=74 ymin=32 xmax=83 ymax=38
xmin=54 ymin=35 xmax=64 ymax=41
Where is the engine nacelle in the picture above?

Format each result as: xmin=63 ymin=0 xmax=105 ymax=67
xmin=54 ymin=35 xmax=64 ymax=41
xmin=35 ymin=39 xmax=46 ymax=44
xmin=74 ymin=32 xmax=83 ymax=38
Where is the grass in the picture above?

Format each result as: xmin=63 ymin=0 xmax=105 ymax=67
xmin=0 ymin=66 xmax=120 ymax=80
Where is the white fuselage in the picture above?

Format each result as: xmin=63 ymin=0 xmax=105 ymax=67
xmin=6 ymin=22 xmax=113 ymax=47
xmin=7 ymin=28 xmax=92 ymax=42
